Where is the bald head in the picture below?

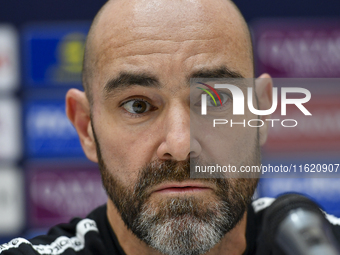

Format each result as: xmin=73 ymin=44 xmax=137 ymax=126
xmin=82 ymin=0 xmax=254 ymax=104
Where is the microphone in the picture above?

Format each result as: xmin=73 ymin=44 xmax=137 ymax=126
xmin=257 ymin=193 xmax=340 ymax=255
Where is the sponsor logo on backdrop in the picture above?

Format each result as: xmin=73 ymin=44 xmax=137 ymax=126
xmin=48 ymin=33 xmax=86 ymax=84
xmin=24 ymin=23 xmax=89 ymax=87
xmin=25 ymin=100 xmax=84 ymax=157
xmin=259 ymin=177 xmax=340 ymax=216
xmin=0 ymin=99 xmax=21 ymax=161
xmin=28 ymin=166 xmax=107 ymax=227
xmin=0 ymin=167 xmax=24 ymax=235
xmin=0 ymin=25 xmax=19 ymax=91
xmin=253 ymin=20 xmax=340 ymax=78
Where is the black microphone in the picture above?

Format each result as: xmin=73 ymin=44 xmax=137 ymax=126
xmin=256 ymin=193 xmax=340 ymax=255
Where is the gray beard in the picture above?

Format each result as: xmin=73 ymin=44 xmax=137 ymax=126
xmin=133 ymin=197 xmax=233 ymax=255
xmin=98 ymin=159 xmax=257 ymax=255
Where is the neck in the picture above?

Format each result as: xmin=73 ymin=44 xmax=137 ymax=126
xmin=107 ymin=199 xmax=248 ymax=255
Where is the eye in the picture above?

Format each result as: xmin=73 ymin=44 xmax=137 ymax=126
xmin=206 ymin=92 xmax=230 ymax=107
xmin=121 ymin=99 xmax=152 ymax=114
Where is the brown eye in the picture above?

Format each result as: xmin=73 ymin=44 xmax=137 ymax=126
xmin=122 ymin=99 xmax=151 ymax=114
xmin=132 ymin=100 xmax=147 ymax=113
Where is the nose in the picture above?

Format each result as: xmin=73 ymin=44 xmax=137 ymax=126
xmin=157 ymin=102 xmax=201 ymax=161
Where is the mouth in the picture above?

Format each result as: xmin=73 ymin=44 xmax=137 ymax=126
xmin=153 ymin=182 xmax=212 ymax=194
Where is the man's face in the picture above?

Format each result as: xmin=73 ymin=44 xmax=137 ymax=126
xmin=81 ymin=0 xmax=262 ymax=254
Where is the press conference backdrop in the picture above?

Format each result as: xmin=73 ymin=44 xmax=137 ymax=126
xmin=0 ymin=0 xmax=339 ymax=243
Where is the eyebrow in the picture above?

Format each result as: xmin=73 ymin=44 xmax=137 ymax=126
xmin=103 ymin=72 xmax=160 ymax=98
xmin=189 ymin=66 xmax=244 ymax=80
xmin=189 ymin=66 xmax=249 ymax=90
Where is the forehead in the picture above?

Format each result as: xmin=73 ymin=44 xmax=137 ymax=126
xmin=90 ymin=0 xmax=253 ymax=93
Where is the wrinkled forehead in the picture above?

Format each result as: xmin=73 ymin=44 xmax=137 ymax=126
xmin=90 ymin=0 xmax=252 ymax=83
xmin=96 ymin=0 xmax=243 ymax=32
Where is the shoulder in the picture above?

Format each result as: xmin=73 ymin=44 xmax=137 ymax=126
xmin=251 ymin=197 xmax=275 ymax=214
xmin=0 ymin=207 xmax=106 ymax=255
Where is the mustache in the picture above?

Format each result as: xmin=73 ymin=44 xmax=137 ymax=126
xmin=134 ymin=158 xmax=227 ymax=200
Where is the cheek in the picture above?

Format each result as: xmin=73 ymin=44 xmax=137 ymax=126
xmin=93 ymin=113 xmax=162 ymax=185
xmin=196 ymin=112 xmax=258 ymax=165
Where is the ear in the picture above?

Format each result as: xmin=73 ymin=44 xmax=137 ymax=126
xmin=66 ymin=89 xmax=98 ymax=162
xmin=255 ymin=73 xmax=273 ymax=146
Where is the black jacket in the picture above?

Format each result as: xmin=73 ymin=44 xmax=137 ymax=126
xmin=1 ymin=198 xmax=340 ymax=255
